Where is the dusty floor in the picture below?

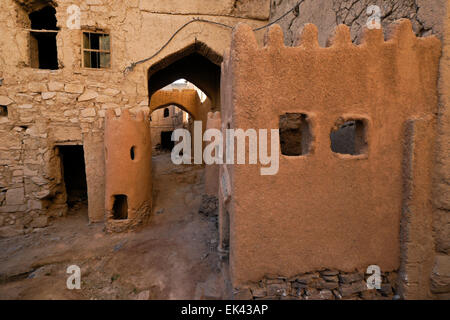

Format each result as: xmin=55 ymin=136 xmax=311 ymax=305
xmin=0 ymin=153 xmax=227 ymax=300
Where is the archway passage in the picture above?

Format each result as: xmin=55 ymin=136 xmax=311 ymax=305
xmin=160 ymin=131 xmax=174 ymax=150
xmin=148 ymin=43 xmax=221 ymax=109
xmin=147 ymin=76 xmax=224 ymax=298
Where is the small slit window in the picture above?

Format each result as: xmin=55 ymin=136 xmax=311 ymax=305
xmin=330 ymin=119 xmax=368 ymax=155
xmin=82 ymin=32 xmax=111 ymax=68
xmin=279 ymin=113 xmax=312 ymax=156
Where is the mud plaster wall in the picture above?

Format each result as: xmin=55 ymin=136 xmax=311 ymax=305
xmin=150 ymin=89 xmax=207 ymax=125
xmin=0 ymin=0 xmax=269 ymax=236
xmin=104 ymin=109 xmax=151 ymax=232
xmin=150 ymin=88 xmax=211 ymax=154
xmin=270 ymin=0 xmax=450 ymax=299
xmin=221 ymin=22 xmax=441 ymax=289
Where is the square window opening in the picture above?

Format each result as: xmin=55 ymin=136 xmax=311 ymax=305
xmin=279 ymin=113 xmax=312 ymax=156
xmin=330 ymin=119 xmax=368 ymax=155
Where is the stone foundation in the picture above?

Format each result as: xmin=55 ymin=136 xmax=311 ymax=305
xmin=235 ymin=270 xmax=399 ymax=300
xmin=105 ymin=200 xmax=151 ymax=233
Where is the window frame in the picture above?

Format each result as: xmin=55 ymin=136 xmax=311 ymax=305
xmin=27 ymin=29 xmax=59 ymax=69
xmin=81 ymin=30 xmax=111 ymax=69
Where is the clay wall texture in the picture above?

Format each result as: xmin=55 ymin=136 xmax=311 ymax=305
xmin=0 ymin=0 xmax=269 ymax=236
xmin=221 ymin=21 xmax=441 ymax=288
xmin=270 ymin=0 xmax=450 ymax=299
xmin=104 ymin=109 xmax=151 ymax=232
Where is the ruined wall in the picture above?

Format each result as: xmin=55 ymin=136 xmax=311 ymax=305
xmin=270 ymin=0 xmax=450 ymax=300
xmin=104 ymin=109 xmax=151 ymax=232
xmin=221 ymin=21 xmax=441 ymax=298
xmin=0 ymin=0 xmax=269 ymax=236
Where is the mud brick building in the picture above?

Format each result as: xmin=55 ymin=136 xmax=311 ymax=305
xmin=0 ymin=0 xmax=449 ymax=299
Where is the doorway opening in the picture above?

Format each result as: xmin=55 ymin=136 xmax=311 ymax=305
xmin=58 ymin=145 xmax=87 ymax=208
xmin=112 ymin=195 xmax=128 ymax=220
xmin=160 ymin=131 xmax=174 ymax=150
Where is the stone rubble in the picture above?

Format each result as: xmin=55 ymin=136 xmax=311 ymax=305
xmin=234 ymin=270 xmax=398 ymax=300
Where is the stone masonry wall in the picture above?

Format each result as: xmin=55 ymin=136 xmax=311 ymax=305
xmin=235 ymin=269 xmax=399 ymax=300
xmin=0 ymin=0 xmax=269 ymax=237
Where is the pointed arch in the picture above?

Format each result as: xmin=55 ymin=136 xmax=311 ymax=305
xmin=147 ymin=41 xmax=222 ymax=108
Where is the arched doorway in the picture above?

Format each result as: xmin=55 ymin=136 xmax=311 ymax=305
xmin=148 ymin=42 xmax=222 ymax=110
xmin=145 ymin=43 xmax=224 ymax=297
xmin=150 ymin=103 xmax=193 ymax=153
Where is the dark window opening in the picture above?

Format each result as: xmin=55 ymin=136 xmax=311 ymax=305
xmin=161 ymin=131 xmax=174 ymax=151
xmin=112 ymin=195 xmax=128 ymax=220
xmin=30 ymin=32 xmax=58 ymax=69
xmin=279 ymin=113 xmax=312 ymax=156
xmin=58 ymin=145 xmax=88 ymax=207
xmin=29 ymin=6 xmax=58 ymax=70
xmin=29 ymin=6 xmax=58 ymax=30
xmin=163 ymin=108 xmax=169 ymax=118
xmin=82 ymin=32 xmax=110 ymax=68
xmin=130 ymin=146 xmax=136 ymax=160
xmin=330 ymin=119 xmax=367 ymax=155
xmin=0 ymin=106 xmax=7 ymax=117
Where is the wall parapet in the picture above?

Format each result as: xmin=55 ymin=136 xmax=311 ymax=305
xmin=221 ymin=20 xmax=441 ymax=294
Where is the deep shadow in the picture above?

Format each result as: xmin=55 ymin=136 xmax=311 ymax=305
xmin=112 ymin=195 xmax=128 ymax=220
xmin=58 ymin=145 xmax=88 ymax=207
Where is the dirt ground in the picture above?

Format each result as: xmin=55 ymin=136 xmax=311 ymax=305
xmin=0 ymin=153 xmax=228 ymax=300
